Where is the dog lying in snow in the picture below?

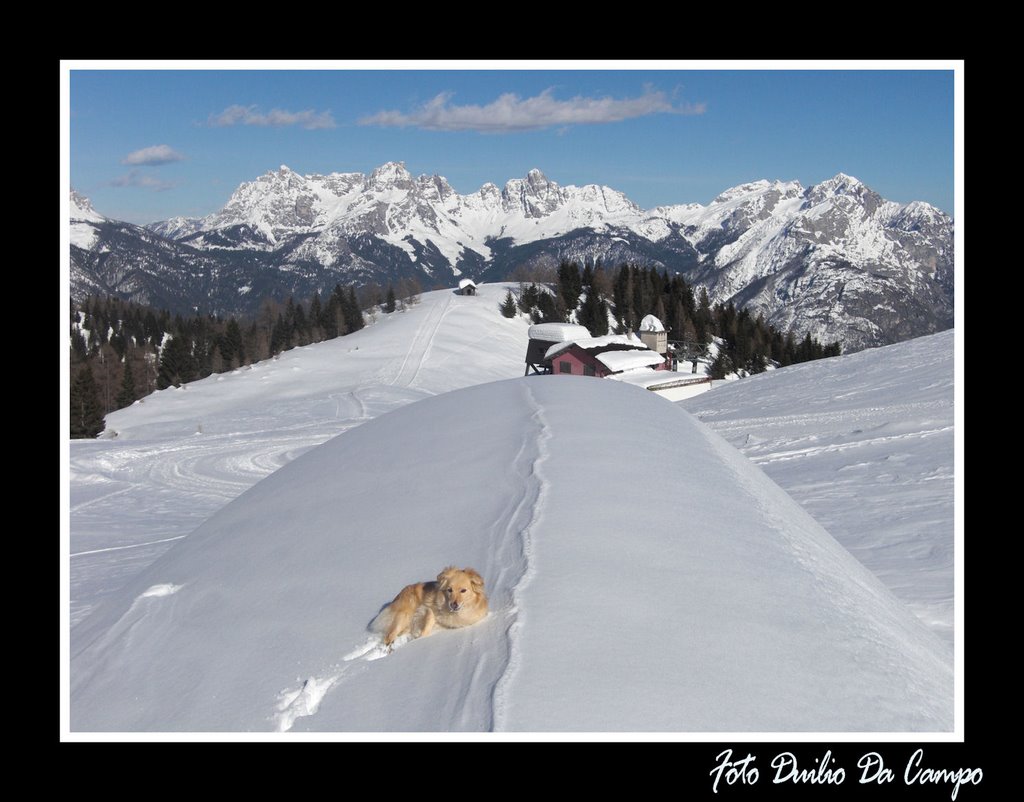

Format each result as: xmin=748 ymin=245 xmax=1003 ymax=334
xmin=372 ymin=566 xmax=488 ymax=648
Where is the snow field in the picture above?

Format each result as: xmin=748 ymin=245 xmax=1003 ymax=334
xmin=69 ymin=285 xmax=531 ymax=630
xmin=682 ymin=330 xmax=955 ymax=646
xmin=71 ymin=378 xmax=952 ymax=732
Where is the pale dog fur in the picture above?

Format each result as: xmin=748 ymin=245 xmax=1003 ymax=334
xmin=372 ymin=566 xmax=488 ymax=647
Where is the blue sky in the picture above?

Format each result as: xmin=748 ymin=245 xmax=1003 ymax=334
xmin=66 ymin=65 xmax=957 ymax=224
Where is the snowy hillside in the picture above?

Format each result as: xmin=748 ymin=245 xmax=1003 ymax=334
xmin=681 ymin=330 xmax=956 ymax=645
xmin=69 ymin=285 xmax=531 ymax=628
xmin=70 ymin=377 xmax=952 ymax=732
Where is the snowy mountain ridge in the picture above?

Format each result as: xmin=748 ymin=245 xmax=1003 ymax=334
xmin=71 ymin=164 xmax=953 ymax=351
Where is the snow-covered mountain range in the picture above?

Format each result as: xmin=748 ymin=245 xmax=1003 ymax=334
xmin=70 ymin=163 xmax=953 ymax=351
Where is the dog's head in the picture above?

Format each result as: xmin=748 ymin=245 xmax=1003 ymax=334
xmin=437 ymin=566 xmax=485 ymax=613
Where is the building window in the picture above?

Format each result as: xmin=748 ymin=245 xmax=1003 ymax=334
xmin=559 ymin=361 xmax=572 ymax=374
xmin=583 ymin=364 xmax=596 ymax=377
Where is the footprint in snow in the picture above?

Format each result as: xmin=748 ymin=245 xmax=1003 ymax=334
xmin=342 ymin=635 xmax=405 ymax=662
xmin=274 ymin=674 xmax=340 ymax=732
xmin=272 ymin=635 xmax=405 ymax=731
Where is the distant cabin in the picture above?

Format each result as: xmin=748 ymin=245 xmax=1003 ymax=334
xmin=458 ymin=278 xmax=477 ymax=296
xmin=545 ymin=335 xmax=669 ymax=378
xmin=524 ymin=323 xmax=592 ymax=375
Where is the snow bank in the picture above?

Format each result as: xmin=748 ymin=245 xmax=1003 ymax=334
xmin=71 ymin=378 xmax=951 ymax=732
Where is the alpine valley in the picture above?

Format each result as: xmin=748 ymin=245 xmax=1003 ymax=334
xmin=70 ymin=162 xmax=953 ymax=352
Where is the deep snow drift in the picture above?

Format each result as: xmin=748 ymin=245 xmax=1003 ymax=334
xmin=681 ymin=330 xmax=955 ymax=645
xmin=71 ymin=378 xmax=952 ymax=732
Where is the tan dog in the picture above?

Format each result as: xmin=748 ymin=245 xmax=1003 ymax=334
xmin=372 ymin=566 xmax=488 ymax=648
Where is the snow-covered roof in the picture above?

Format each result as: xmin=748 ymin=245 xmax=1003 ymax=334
xmin=528 ymin=323 xmax=591 ymax=343
xmin=544 ymin=333 xmax=644 ymax=362
xmin=639 ymin=314 xmax=665 ymax=333
xmin=595 ymin=350 xmax=666 ymax=373
xmin=458 ymin=278 xmax=477 ymax=289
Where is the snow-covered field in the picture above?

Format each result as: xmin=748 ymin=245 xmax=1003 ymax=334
xmin=681 ymin=331 xmax=955 ymax=646
xmin=70 ymin=377 xmax=951 ymax=732
xmin=66 ymin=284 xmax=956 ymax=732
xmin=69 ymin=286 xmax=530 ymax=631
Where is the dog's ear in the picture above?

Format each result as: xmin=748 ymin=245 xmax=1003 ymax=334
xmin=437 ymin=566 xmax=456 ymax=584
xmin=464 ymin=568 xmax=485 ymax=589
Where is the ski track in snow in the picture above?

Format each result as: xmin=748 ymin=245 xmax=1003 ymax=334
xmin=489 ymin=382 xmax=549 ymax=730
xmin=71 ymin=535 xmax=188 ymax=558
xmin=747 ymin=425 xmax=953 ymax=465
xmin=389 ymin=293 xmax=453 ymax=388
xmin=69 ymin=429 xmax=354 ymax=628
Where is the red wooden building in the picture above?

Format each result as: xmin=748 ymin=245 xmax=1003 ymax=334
xmin=545 ymin=336 xmax=668 ymax=378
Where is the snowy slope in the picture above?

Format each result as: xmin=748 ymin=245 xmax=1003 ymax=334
xmin=681 ymin=330 xmax=955 ymax=644
xmin=69 ymin=285 xmax=531 ymax=628
xmin=70 ymin=377 xmax=951 ymax=732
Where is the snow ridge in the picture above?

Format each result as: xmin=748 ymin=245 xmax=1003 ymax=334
xmin=490 ymin=381 xmax=549 ymax=730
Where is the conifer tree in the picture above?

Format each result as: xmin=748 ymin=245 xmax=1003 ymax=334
xmin=224 ymin=318 xmax=244 ymax=367
xmin=557 ymin=260 xmax=583 ymax=312
xmin=500 ymin=290 xmax=517 ymax=318
xmin=345 ymin=286 xmax=365 ymax=332
xmin=386 ymin=285 xmax=396 ymax=313
xmin=578 ymin=290 xmax=609 ymax=336
xmin=309 ymin=292 xmax=323 ymax=341
xmin=293 ymin=301 xmax=309 ymax=346
xmin=70 ymin=365 xmax=105 ymax=438
xmin=535 ymin=290 xmax=564 ymax=324
xmin=116 ymin=359 xmax=136 ymax=408
xmin=519 ymin=283 xmax=539 ymax=315
xmin=70 ymin=328 xmax=88 ymax=363
xmin=157 ymin=336 xmax=195 ymax=389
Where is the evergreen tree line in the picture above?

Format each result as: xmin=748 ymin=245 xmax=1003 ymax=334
xmin=68 ymin=281 xmax=424 ymax=439
xmin=507 ymin=260 xmax=840 ymax=377
xmin=504 ymin=261 xmax=613 ymax=336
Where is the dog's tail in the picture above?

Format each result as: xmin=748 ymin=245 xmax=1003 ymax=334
xmin=368 ymin=605 xmax=393 ymax=634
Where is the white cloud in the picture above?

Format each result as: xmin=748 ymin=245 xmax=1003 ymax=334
xmin=109 ymin=170 xmax=176 ymax=192
xmin=359 ymin=87 xmax=705 ymax=132
xmin=121 ymin=144 xmax=185 ymax=166
xmin=208 ymin=104 xmax=337 ymax=130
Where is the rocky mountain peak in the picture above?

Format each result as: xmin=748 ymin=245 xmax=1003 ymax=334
xmin=70 ymin=189 xmax=103 ymax=221
xmin=367 ymin=161 xmax=414 ymax=192
xmin=502 ymin=168 xmax=565 ymax=217
xmin=805 ymin=173 xmax=884 ymax=216
xmin=416 ymin=173 xmax=455 ymax=202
